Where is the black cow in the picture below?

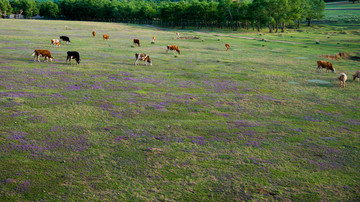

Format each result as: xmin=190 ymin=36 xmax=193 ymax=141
xmin=66 ymin=51 xmax=80 ymax=64
xmin=60 ymin=36 xmax=71 ymax=44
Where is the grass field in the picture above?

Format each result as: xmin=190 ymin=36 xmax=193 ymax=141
xmin=0 ymin=14 xmax=359 ymax=201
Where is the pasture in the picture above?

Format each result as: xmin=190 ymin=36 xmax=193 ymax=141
xmin=0 ymin=18 xmax=359 ymax=200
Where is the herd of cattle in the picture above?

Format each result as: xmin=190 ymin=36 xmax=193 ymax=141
xmin=31 ymin=32 xmax=359 ymax=88
xmin=316 ymin=60 xmax=359 ymax=88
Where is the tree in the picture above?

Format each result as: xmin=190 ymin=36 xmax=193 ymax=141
xmin=304 ymin=0 xmax=325 ymax=26
xmin=249 ymin=0 xmax=270 ymax=32
xmin=11 ymin=0 xmax=39 ymax=18
xmin=0 ymin=0 xmax=12 ymax=17
xmin=40 ymin=1 xmax=59 ymax=18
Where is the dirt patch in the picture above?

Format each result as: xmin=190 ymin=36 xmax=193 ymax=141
xmin=321 ymin=52 xmax=360 ymax=62
xmin=175 ymin=36 xmax=200 ymax=40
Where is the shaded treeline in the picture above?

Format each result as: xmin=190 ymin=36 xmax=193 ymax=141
xmin=1 ymin=0 xmax=326 ymax=32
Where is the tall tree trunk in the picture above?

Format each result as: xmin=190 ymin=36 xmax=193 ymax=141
xmin=268 ymin=24 xmax=272 ymax=33
xmin=307 ymin=19 xmax=311 ymax=26
xmin=281 ymin=22 xmax=285 ymax=32
xmin=298 ymin=20 xmax=300 ymax=28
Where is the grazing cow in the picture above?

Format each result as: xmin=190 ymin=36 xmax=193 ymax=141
xmin=166 ymin=45 xmax=181 ymax=54
xmin=133 ymin=39 xmax=141 ymax=47
xmin=103 ymin=34 xmax=109 ymax=40
xmin=92 ymin=31 xmax=96 ymax=37
xmin=60 ymin=36 xmax=71 ymax=44
xmin=66 ymin=51 xmax=81 ymax=64
xmin=317 ymin=61 xmax=335 ymax=73
xmin=353 ymin=70 xmax=360 ymax=81
xmin=338 ymin=73 xmax=347 ymax=88
xmin=225 ymin=43 xmax=230 ymax=51
xmin=51 ymin=39 xmax=60 ymax=48
xmin=135 ymin=53 xmax=152 ymax=66
xmin=32 ymin=49 xmax=53 ymax=62
xmin=152 ymin=36 xmax=156 ymax=42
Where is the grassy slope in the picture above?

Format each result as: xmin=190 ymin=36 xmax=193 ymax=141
xmin=0 ymin=14 xmax=359 ymax=201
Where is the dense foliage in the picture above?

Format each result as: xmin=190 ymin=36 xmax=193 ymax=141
xmin=3 ymin=0 xmax=326 ymax=31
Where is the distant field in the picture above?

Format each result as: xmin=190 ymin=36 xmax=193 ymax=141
xmin=325 ymin=1 xmax=360 ymax=22
xmin=0 ymin=17 xmax=359 ymax=201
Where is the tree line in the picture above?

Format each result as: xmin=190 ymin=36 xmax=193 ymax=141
xmin=1 ymin=0 xmax=327 ymax=32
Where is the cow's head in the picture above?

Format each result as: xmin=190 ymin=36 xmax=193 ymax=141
xmin=76 ymin=58 xmax=81 ymax=64
xmin=49 ymin=57 xmax=53 ymax=62
xmin=146 ymin=56 xmax=152 ymax=66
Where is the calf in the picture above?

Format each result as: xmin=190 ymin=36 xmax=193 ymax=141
xmin=51 ymin=39 xmax=60 ymax=47
xmin=166 ymin=45 xmax=181 ymax=54
xmin=103 ymin=34 xmax=109 ymax=40
xmin=317 ymin=61 xmax=335 ymax=73
xmin=66 ymin=51 xmax=81 ymax=64
xmin=133 ymin=39 xmax=141 ymax=47
xmin=92 ymin=31 xmax=96 ymax=37
xmin=32 ymin=49 xmax=53 ymax=62
xmin=135 ymin=53 xmax=152 ymax=66
xmin=60 ymin=36 xmax=71 ymax=44
xmin=152 ymin=36 xmax=156 ymax=42
xmin=338 ymin=73 xmax=347 ymax=88
xmin=225 ymin=43 xmax=230 ymax=51
xmin=353 ymin=70 xmax=360 ymax=81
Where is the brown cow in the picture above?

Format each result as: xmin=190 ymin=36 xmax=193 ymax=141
xmin=317 ymin=61 xmax=335 ymax=73
xmin=133 ymin=39 xmax=141 ymax=47
xmin=152 ymin=36 xmax=156 ymax=42
xmin=338 ymin=73 xmax=347 ymax=88
xmin=353 ymin=70 xmax=360 ymax=81
xmin=225 ymin=43 xmax=230 ymax=51
xmin=166 ymin=45 xmax=181 ymax=54
xmin=135 ymin=53 xmax=152 ymax=66
xmin=32 ymin=49 xmax=53 ymax=62
xmin=103 ymin=34 xmax=109 ymax=40
xmin=92 ymin=31 xmax=96 ymax=37
xmin=51 ymin=39 xmax=60 ymax=48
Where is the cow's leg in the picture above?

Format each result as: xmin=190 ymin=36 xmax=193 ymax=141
xmin=135 ymin=58 xmax=138 ymax=65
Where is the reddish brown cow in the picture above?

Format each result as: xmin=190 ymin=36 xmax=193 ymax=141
xmin=92 ymin=31 xmax=96 ymax=37
xmin=225 ymin=43 xmax=230 ymax=51
xmin=133 ymin=39 xmax=141 ymax=47
xmin=103 ymin=34 xmax=109 ymax=40
xmin=135 ymin=53 xmax=152 ymax=66
xmin=32 ymin=49 xmax=53 ymax=62
xmin=317 ymin=61 xmax=335 ymax=73
xmin=166 ymin=45 xmax=181 ymax=54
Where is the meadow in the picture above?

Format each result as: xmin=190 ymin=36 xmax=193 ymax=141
xmin=0 ymin=10 xmax=359 ymax=201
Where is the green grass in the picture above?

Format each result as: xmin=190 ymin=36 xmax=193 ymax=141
xmin=0 ymin=17 xmax=359 ymax=201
